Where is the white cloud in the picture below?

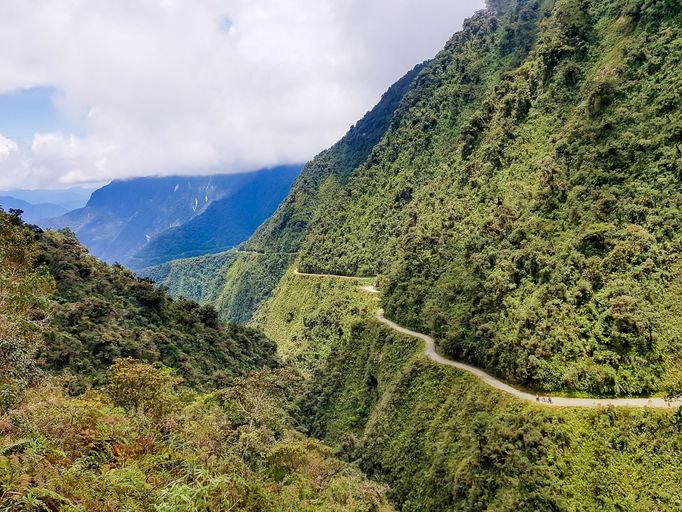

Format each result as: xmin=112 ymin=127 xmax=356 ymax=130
xmin=0 ymin=0 xmax=484 ymax=189
xmin=0 ymin=135 xmax=18 ymax=160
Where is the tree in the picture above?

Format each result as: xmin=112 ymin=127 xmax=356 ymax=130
xmin=0 ymin=336 xmax=41 ymax=412
xmin=664 ymin=362 xmax=682 ymax=402
xmin=106 ymin=358 xmax=182 ymax=417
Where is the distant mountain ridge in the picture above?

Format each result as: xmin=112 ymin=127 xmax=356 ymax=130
xmin=0 ymin=195 xmax=68 ymax=225
xmin=44 ymin=166 xmax=302 ymax=268
xmin=1 ymin=187 xmax=93 ymax=210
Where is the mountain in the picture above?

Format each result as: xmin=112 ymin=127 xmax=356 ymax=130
xmin=44 ymin=166 xmax=302 ymax=268
xmin=297 ymin=0 xmax=682 ymax=397
xmin=0 ymin=209 xmax=279 ymax=389
xmin=0 ymin=209 xmax=391 ymax=511
xmin=146 ymin=64 xmax=425 ymax=319
xmin=1 ymin=186 xmax=93 ymax=210
xmin=0 ymin=195 xmax=68 ymax=224
xmin=129 ymin=166 xmax=302 ymax=268
xmin=149 ymin=0 xmax=682 ymax=508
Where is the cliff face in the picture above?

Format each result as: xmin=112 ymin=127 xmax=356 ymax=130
xmin=159 ymin=1 xmax=682 ymax=397
xmin=299 ymin=0 xmax=682 ymax=395
xmin=137 ymin=2 xmax=682 ymax=508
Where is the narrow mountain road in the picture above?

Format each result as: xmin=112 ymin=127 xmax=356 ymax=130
xmin=235 ymin=250 xmax=299 ymax=256
xmin=294 ymin=269 xmax=682 ymax=409
xmin=294 ymin=268 xmax=375 ymax=281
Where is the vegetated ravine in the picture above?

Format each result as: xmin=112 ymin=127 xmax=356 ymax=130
xmin=130 ymin=0 xmax=682 ymax=509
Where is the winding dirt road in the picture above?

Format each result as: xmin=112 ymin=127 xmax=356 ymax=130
xmin=376 ymin=309 xmax=680 ymax=409
xmin=293 ymin=268 xmax=682 ymax=409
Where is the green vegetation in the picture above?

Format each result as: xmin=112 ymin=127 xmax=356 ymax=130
xmin=36 ymin=227 xmax=277 ymax=389
xmin=148 ymin=1 xmax=682 ymax=507
xmin=255 ymin=270 xmax=682 ymax=511
xmin=0 ymin=362 xmax=393 ymax=511
xmin=251 ymin=268 xmax=378 ymax=375
xmin=0 ymin=210 xmax=393 ymax=510
xmin=7 ymin=0 xmax=681 ymax=508
xmin=0 ymin=207 xmax=278 ymax=392
xmin=140 ymin=251 xmax=235 ymax=304
xmin=298 ymin=0 xmax=682 ymax=395
xmin=144 ymin=251 xmax=296 ymax=324
xmin=211 ymin=253 xmax=298 ymax=325
xmin=0 ymin=210 xmax=55 ymax=414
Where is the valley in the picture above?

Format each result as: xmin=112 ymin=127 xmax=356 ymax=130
xmin=2 ymin=0 xmax=681 ymax=510
xmin=42 ymin=166 xmax=302 ymax=269
xmin=144 ymin=0 xmax=682 ymax=508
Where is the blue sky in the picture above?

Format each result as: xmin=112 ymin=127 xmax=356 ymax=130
xmin=0 ymin=86 xmax=82 ymax=145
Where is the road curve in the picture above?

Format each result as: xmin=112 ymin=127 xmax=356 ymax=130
xmin=293 ymin=268 xmax=681 ymax=409
xmin=376 ymin=310 xmax=680 ymax=409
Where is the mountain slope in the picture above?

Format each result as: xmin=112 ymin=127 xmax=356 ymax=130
xmin=0 ymin=209 xmax=392 ymax=511
xmin=45 ymin=166 xmax=301 ymax=269
xmin=131 ymin=166 xmax=301 ymax=268
xmin=253 ymin=267 xmax=682 ymax=511
xmin=146 ymin=66 xmax=424 ymax=321
xmin=128 ymin=0 xmax=682 ymax=509
xmin=0 ymin=210 xmax=278 ymax=390
xmin=299 ymin=0 xmax=682 ymax=395
xmin=142 ymin=250 xmax=236 ymax=304
xmin=154 ymin=4 xmax=682 ymax=398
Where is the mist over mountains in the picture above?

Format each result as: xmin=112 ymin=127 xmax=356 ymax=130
xmin=42 ymin=165 xmax=302 ymax=268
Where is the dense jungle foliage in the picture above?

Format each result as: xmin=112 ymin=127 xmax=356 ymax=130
xmin=0 ymin=361 xmax=393 ymax=511
xmin=0 ymin=210 xmax=278 ymax=391
xmin=45 ymin=0 xmax=682 ymax=509
xmin=253 ymin=266 xmax=682 ymax=511
xmin=143 ymin=251 xmax=297 ymax=324
xmin=0 ymin=210 xmax=393 ymax=510
xmin=245 ymin=64 xmax=424 ymax=254
xmin=39 ymin=230 xmax=278 ymax=389
xmin=251 ymin=268 xmax=378 ymax=375
xmin=142 ymin=251 xmax=236 ymax=305
xmin=298 ymin=0 xmax=682 ymax=395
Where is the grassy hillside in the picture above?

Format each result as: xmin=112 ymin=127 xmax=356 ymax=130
xmin=211 ymin=253 xmax=298 ymax=324
xmin=252 ymin=267 xmax=378 ymax=374
xmin=298 ymin=0 xmax=682 ymax=395
xmin=254 ymin=271 xmax=682 ymax=511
